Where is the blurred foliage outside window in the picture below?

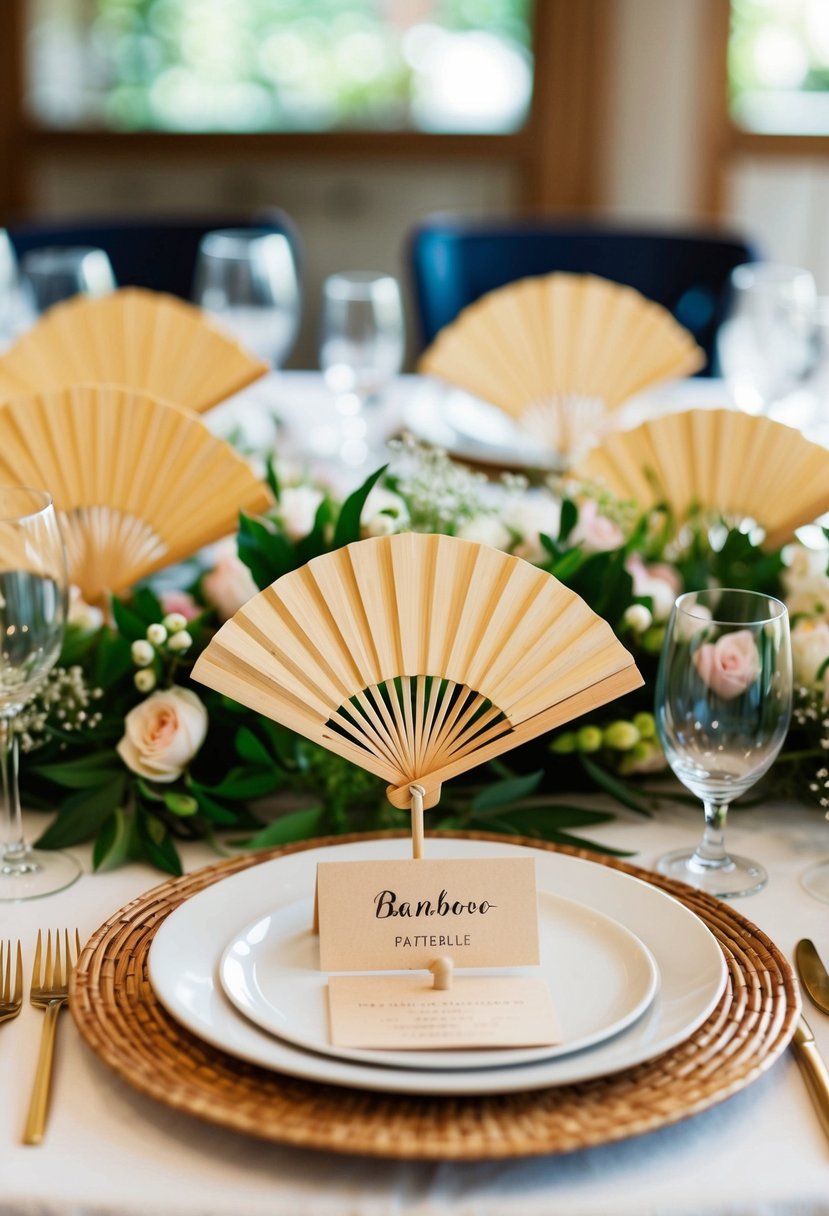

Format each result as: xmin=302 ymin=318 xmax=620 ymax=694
xmin=730 ymin=0 xmax=829 ymax=134
xmin=25 ymin=0 xmax=534 ymax=134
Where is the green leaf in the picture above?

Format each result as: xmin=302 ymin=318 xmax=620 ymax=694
xmin=559 ymin=498 xmax=578 ymax=543
xmin=579 ymin=754 xmax=653 ymax=815
xmin=191 ymin=789 xmax=239 ymax=825
xmin=332 ymin=464 xmax=388 ymax=548
xmin=92 ymin=627 xmax=133 ymax=687
xmin=471 ymin=770 xmax=543 ymax=813
xmin=235 ymin=726 xmax=274 ymax=767
xmin=237 ymin=512 xmax=295 ymax=588
xmin=111 ymin=597 xmax=149 ymax=642
xmin=245 ymin=806 xmax=324 ymax=848
xmin=31 ymin=752 xmax=121 ymax=789
xmin=163 ymin=792 xmax=199 ymax=817
xmin=132 ymin=585 xmax=163 ymax=623
xmin=194 ymin=766 xmax=282 ymax=800
xmin=548 ymin=548 xmax=584 ymax=582
xmin=92 ymin=808 xmax=134 ymax=872
xmin=136 ymin=809 xmax=182 ymax=876
xmin=540 ymin=830 xmax=634 ymax=857
xmin=35 ymin=776 xmax=126 ymax=847
xmin=265 ymin=455 xmax=281 ymax=501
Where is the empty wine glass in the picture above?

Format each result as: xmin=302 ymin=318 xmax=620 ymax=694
xmin=193 ymin=229 xmax=300 ymax=367
xmin=20 ymin=246 xmax=116 ymax=314
xmin=319 ymin=271 xmax=405 ymax=466
xmin=0 ymin=487 xmax=79 ymax=900
xmin=655 ymin=588 xmax=792 ymax=898
xmin=717 ymin=263 xmax=818 ymax=414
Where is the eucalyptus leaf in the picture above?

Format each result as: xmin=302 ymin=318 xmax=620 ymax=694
xmin=93 ymin=808 xmax=134 ymax=872
xmin=471 ymin=770 xmax=544 ymax=813
xmin=31 ymin=752 xmax=122 ymax=789
xmin=35 ymin=776 xmax=126 ymax=847
xmin=246 ymin=806 xmax=324 ymax=848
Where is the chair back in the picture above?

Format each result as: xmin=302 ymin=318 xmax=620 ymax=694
xmin=409 ymin=216 xmax=760 ymax=373
xmin=8 ymin=212 xmax=300 ymax=302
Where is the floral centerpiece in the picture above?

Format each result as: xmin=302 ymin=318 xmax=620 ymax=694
xmin=20 ymin=438 xmax=829 ymax=875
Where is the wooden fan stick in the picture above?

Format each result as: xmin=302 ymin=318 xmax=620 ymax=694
xmin=409 ymin=782 xmax=426 ymax=860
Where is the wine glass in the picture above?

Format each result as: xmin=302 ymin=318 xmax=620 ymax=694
xmin=0 ymin=487 xmax=79 ymax=900
xmin=717 ymin=263 xmax=818 ymax=414
xmin=193 ymin=229 xmax=300 ymax=367
xmin=20 ymin=246 xmax=117 ymax=314
xmin=319 ymin=271 xmax=405 ymax=467
xmin=655 ymin=588 xmax=792 ymax=898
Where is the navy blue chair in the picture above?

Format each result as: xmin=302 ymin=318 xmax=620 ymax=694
xmin=409 ymin=216 xmax=760 ymax=374
xmin=7 ymin=212 xmax=300 ymax=302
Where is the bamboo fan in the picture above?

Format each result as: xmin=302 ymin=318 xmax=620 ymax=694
xmin=192 ymin=533 xmax=642 ymax=841
xmin=418 ymin=273 xmax=704 ymax=457
xmin=571 ymin=407 xmax=829 ymax=549
xmin=0 ymin=288 xmax=268 ymax=412
xmin=0 ymin=384 xmax=271 ymax=603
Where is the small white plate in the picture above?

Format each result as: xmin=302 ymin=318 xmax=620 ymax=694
xmin=219 ymin=891 xmax=659 ymax=1071
xmin=149 ymin=839 xmax=727 ymax=1096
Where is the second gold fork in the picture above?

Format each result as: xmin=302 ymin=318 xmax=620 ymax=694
xmin=23 ymin=928 xmax=81 ymax=1146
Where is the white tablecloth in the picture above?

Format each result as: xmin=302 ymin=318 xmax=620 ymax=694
xmin=2 ymin=800 xmax=829 ymax=1216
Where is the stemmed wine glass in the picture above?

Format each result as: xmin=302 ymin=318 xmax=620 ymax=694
xmin=717 ymin=263 xmax=818 ymax=415
xmin=193 ymin=229 xmax=301 ymax=368
xmin=20 ymin=246 xmax=117 ymax=314
xmin=655 ymin=588 xmax=792 ymax=898
xmin=0 ymin=487 xmax=79 ymax=900
xmin=319 ymin=271 xmax=405 ymax=467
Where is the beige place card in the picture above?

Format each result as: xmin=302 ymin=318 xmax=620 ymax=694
xmin=328 ymin=974 xmax=561 ymax=1050
xmin=316 ymin=857 xmax=539 ymax=972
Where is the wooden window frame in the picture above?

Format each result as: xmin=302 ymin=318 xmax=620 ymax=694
xmin=701 ymin=0 xmax=829 ymax=218
xmin=0 ymin=0 xmax=611 ymax=221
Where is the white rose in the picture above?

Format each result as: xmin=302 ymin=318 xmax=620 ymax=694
xmin=791 ymin=618 xmax=829 ymax=689
xmin=783 ymin=544 xmax=829 ymax=617
xmin=202 ymin=546 xmax=259 ymax=622
xmin=278 ymin=486 xmax=324 ymax=541
xmin=456 ymin=514 xmax=512 ymax=551
xmin=503 ymin=496 xmax=561 ymax=562
xmin=68 ymin=585 xmax=103 ymax=631
xmin=361 ymin=487 xmax=410 ymax=538
xmin=117 ymin=687 xmax=208 ymax=783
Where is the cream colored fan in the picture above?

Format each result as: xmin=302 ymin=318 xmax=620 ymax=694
xmin=572 ymin=407 xmax=829 ymax=549
xmin=0 ymin=384 xmax=271 ymax=603
xmin=0 ymin=288 xmax=268 ymax=412
xmin=192 ymin=533 xmax=642 ymax=826
xmin=418 ymin=273 xmax=704 ymax=456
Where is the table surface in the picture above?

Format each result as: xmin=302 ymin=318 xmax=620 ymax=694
xmin=3 ymin=371 xmax=829 ymax=1215
xmin=2 ymin=799 xmax=828 ymax=1216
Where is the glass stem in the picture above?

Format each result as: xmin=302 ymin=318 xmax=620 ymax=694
xmin=695 ymin=800 xmax=730 ymax=867
xmin=0 ymin=717 xmax=25 ymax=863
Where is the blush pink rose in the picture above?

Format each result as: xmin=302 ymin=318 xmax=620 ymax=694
xmin=160 ymin=590 xmax=200 ymax=622
xmin=692 ymin=630 xmax=761 ymax=700
xmin=570 ymin=499 xmax=624 ymax=553
xmin=117 ymin=687 xmax=208 ymax=783
xmin=202 ymin=548 xmax=258 ymax=622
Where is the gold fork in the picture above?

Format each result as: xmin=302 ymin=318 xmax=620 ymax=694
xmin=0 ymin=940 xmax=23 ymax=1026
xmin=23 ymin=929 xmax=81 ymax=1146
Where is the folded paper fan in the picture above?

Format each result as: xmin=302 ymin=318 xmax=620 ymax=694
xmin=0 ymin=288 xmax=268 ymax=412
xmin=192 ymin=533 xmax=642 ymax=811
xmin=418 ymin=274 xmax=704 ymax=456
xmin=571 ymin=407 xmax=829 ymax=549
xmin=0 ymin=384 xmax=271 ymax=603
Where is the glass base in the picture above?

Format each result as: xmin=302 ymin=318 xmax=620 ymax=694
xmin=801 ymin=860 xmax=829 ymax=904
xmin=656 ymin=848 xmax=767 ymax=899
xmin=0 ymin=847 xmax=81 ymax=900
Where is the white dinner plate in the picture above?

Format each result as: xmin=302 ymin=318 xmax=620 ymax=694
xmin=148 ymin=839 xmax=727 ymax=1096
xmin=219 ymin=890 xmax=659 ymax=1071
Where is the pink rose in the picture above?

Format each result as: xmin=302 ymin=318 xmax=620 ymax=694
xmin=160 ymin=590 xmax=200 ymax=622
xmin=202 ymin=547 xmax=258 ymax=622
xmin=626 ymin=555 xmax=681 ymax=621
xmin=692 ymin=630 xmax=761 ymax=700
xmin=570 ymin=499 xmax=624 ymax=553
xmin=117 ymin=687 xmax=208 ymax=783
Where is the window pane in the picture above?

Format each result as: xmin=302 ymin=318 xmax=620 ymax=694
xmin=25 ymin=0 xmax=534 ymax=134
xmin=729 ymin=0 xmax=829 ymax=134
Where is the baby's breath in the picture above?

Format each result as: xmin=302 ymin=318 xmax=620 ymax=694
xmin=15 ymin=666 xmax=104 ymax=753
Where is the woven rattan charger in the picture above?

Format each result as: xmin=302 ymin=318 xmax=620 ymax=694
xmin=71 ymin=830 xmax=799 ymax=1161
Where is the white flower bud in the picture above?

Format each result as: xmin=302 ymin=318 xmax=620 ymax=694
xmin=131 ymin=640 xmax=155 ymax=668
xmin=146 ymin=623 xmax=167 ymax=646
xmin=134 ymin=668 xmax=157 ymax=693
xmin=167 ymin=630 xmax=193 ymax=653
xmin=163 ymin=612 xmax=189 ymax=633
xmin=623 ymin=604 xmax=652 ymax=634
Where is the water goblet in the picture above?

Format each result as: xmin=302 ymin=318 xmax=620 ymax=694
xmin=20 ymin=246 xmax=116 ymax=314
xmin=193 ymin=229 xmax=301 ymax=368
xmin=319 ymin=271 xmax=405 ymax=467
xmin=655 ymin=588 xmax=792 ymax=898
xmin=0 ymin=487 xmax=79 ymax=900
xmin=717 ymin=263 xmax=818 ymax=415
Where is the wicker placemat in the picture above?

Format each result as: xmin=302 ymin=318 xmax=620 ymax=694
xmin=70 ymin=832 xmax=799 ymax=1160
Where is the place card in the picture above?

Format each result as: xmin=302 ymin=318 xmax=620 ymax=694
xmin=328 ymin=974 xmax=561 ymax=1050
xmin=316 ymin=857 xmax=539 ymax=972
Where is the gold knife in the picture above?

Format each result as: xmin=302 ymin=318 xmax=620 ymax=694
xmin=791 ymin=1018 xmax=829 ymax=1141
xmin=796 ymin=939 xmax=829 ymax=1016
